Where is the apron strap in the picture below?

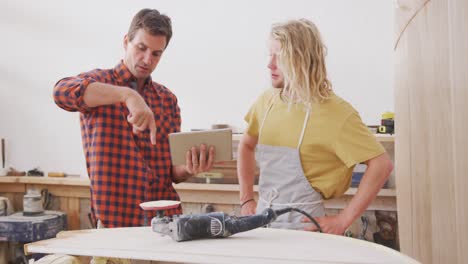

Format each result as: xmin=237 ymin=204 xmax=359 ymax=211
xmin=259 ymin=92 xmax=311 ymax=149
xmin=297 ymin=108 xmax=311 ymax=149
xmin=258 ymin=93 xmax=278 ymax=139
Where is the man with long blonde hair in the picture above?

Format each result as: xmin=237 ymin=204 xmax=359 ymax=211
xmin=237 ymin=19 xmax=393 ymax=234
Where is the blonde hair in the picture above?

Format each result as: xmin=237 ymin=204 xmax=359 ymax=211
xmin=271 ymin=19 xmax=332 ymax=105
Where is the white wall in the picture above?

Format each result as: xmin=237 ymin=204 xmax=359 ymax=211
xmin=0 ymin=0 xmax=394 ymax=177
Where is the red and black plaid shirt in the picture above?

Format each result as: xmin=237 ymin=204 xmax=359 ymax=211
xmin=53 ymin=61 xmax=182 ymax=227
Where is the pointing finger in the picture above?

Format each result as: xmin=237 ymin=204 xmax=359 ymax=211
xmin=149 ymin=118 xmax=157 ymax=145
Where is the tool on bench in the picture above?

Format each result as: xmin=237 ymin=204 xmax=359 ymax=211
xmin=141 ymin=200 xmax=322 ymax=242
xmin=377 ymin=112 xmax=394 ymax=134
xmin=6 ymin=167 xmax=26 ymax=176
xmin=47 ymin=171 xmax=80 ymax=177
xmin=48 ymin=172 xmax=66 ymax=177
xmin=23 ymin=189 xmax=43 ymax=216
xmin=27 ymin=167 xmax=44 ymax=177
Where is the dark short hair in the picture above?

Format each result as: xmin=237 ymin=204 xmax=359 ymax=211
xmin=127 ymin=9 xmax=172 ymax=47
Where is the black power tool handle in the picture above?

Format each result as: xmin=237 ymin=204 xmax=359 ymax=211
xmin=225 ymin=208 xmax=277 ymax=235
xmin=174 ymin=208 xmax=278 ymax=241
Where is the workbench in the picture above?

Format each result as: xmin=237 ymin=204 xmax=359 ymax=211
xmin=24 ymin=227 xmax=418 ymax=263
xmin=0 ymin=176 xmax=396 ymax=230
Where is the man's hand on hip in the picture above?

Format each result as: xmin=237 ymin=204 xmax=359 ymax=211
xmin=302 ymin=214 xmax=348 ymax=235
xmin=240 ymin=199 xmax=257 ymax=216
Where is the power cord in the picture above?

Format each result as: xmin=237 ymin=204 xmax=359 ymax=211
xmin=275 ymin=207 xmax=323 ymax=233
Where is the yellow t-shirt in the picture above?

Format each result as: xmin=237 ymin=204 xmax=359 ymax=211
xmin=244 ymin=88 xmax=385 ymax=199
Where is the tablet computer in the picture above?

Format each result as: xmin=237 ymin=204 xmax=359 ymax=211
xmin=168 ymin=129 xmax=233 ymax=165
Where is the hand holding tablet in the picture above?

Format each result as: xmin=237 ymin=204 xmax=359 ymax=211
xmin=168 ymin=129 xmax=233 ymax=166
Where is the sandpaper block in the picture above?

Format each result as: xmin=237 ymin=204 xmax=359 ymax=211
xmin=48 ymin=172 xmax=65 ymax=177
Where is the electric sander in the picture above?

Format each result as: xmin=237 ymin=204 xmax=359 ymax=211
xmin=141 ymin=200 xmax=321 ymax=242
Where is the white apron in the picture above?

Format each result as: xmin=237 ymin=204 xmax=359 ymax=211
xmin=256 ymin=97 xmax=325 ymax=229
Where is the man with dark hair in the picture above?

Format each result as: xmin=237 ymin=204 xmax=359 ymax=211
xmin=53 ymin=8 xmax=214 ymax=230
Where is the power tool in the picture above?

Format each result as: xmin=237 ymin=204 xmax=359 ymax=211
xmin=141 ymin=200 xmax=321 ymax=242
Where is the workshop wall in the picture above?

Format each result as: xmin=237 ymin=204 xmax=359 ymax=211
xmin=0 ymin=0 xmax=394 ymax=176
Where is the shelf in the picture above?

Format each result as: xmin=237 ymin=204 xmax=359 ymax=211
xmin=175 ymin=183 xmax=394 ymax=197
xmin=0 ymin=176 xmax=90 ymax=186
xmin=232 ymin=133 xmax=394 ymax=143
xmin=174 ymin=183 xmax=258 ymax=192
xmin=175 ymin=183 xmax=396 ymax=211
xmin=344 ymin=187 xmax=396 ymax=197
xmin=375 ymin=134 xmax=395 ymax=142
xmin=0 ymin=178 xmax=394 ymax=197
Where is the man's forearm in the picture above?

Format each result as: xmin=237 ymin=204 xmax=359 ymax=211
xmin=237 ymin=141 xmax=257 ymax=203
xmin=340 ymin=153 xmax=393 ymax=227
xmin=84 ymin=82 xmax=135 ymax=108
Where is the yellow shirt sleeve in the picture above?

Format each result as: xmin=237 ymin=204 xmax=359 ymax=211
xmin=244 ymin=89 xmax=277 ymax=137
xmin=335 ymin=112 xmax=386 ymax=167
xmin=244 ymin=103 xmax=260 ymax=137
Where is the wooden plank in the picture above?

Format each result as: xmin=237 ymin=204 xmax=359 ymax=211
xmin=69 ymin=198 xmax=81 ymax=231
xmin=395 ymin=0 xmax=467 ymax=262
xmin=176 ymin=184 xmax=394 ymax=197
xmin=400 ymin=3 xmax=446 ymax=261
xmin=448 ymin=0 xmax=468 ymax=261
xmin=0 ymin=177 xmax=23 ymax=183
xmin=394 ymin=0 xmax=428 ymax=49
xmin=344 ymin=188 xmax=396 ymax=197
xmin=79 ymin=199 xmax=93 ymax=229
xmin=24 ymin=227 xmax=418 ymax=263
xmin=59 ymin=197 xmax=81 ymax=230
xmin=0 ymin=182 xmax=25 ymax=193
xmin=176 ymin=184 xmax=395 ymax=212
xmin=0 ymin=193 xmax=22 ymax=212
xmin=374 ymin=134 xmax=395 ymax=143
xmin=0 ymin=176 xmax=90 ymax=187
xmin=394 ymin=0 xmax=415 ymax=256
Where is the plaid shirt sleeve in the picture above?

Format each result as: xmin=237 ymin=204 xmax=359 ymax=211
xmin=53 ymin=71 xmax=102 ymax=114
xmin=171 ymin=94 xmax=181 ymax=133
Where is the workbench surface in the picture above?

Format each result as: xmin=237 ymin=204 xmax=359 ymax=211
xmin=25 ymin=227 xmax=418 ymax=264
